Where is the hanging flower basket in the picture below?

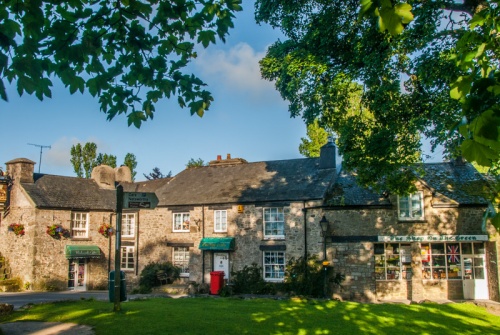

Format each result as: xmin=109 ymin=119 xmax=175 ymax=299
xmin=8 ymin=223 xmax=25 ymax=236
xmin=46 ymin=224 xmax=70 ymax=239
xmin=98 ymin=223 xmax=113 ymax=238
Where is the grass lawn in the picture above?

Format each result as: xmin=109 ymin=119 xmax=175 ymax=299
xmin=1 ymin=297 xmax=499 ymax=335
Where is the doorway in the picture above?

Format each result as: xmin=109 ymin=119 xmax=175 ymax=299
xmin=462 ymin=254 xmax=489 ymax=299
xmin=68 ymin=259 xmax=87 ymax=291
xmin=214 ymin=253 xmax=229 ymax=280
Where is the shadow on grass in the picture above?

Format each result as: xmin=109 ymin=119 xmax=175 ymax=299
xmin=1 ymin=297 xmax=499 ymax=335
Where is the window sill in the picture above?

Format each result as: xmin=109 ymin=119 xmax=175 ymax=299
xmin=263 ymin=236 xmax=285 ymax=241
xmin=398 ymin=219 xmax=426 ymax=224
xmin=172 ymin=230 xmax=190 ymax=233
xmin=70 ymin=237 xmax=92 ymax=241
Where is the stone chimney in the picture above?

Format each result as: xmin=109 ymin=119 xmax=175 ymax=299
xmin=209 ymin=154 xmax=247 ymax=167
xmin=5 ymin=158 xmax=35 ymax=183
xmin=319 ymin=137 xmax=336 ymax=169
xmin=91 ymin=165 xmax=116 ymax=189
xmin=115 ymin=165 xmax=132 ymax=183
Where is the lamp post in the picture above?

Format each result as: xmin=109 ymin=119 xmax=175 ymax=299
xmin=319 ymin=215 xmax=330 ymax=298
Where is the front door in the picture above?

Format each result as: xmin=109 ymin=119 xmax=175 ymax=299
xmin=214 ymin=253 xmax=229 ymax=280
xmin=462 ymin=255 xmax=489 ymax=299
xmin=68 ymin=259 xmax=87 ymax=291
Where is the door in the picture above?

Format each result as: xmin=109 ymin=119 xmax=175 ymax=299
xmin=462 ymin=255 xmax=488 ymax=300
xmin=214 ymin=253 xmax=229 ymax=280
xmin=68 ymin=259 xmax=87 ymax=291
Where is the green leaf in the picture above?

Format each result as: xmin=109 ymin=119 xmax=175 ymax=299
xmin=461 ymin=139 xmax=498 ymax=167
xmin=491 ymin=214 xmax=500 ymax=230
xmin=450 ymin=76 xmax=473 ymax=100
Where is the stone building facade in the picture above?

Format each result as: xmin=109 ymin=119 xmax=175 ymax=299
xmin=0 ymin=142 xmax=499 ymax=302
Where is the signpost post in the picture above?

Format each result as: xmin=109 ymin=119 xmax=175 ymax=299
xmin=113 ymin=189 xmax=158 ymax=312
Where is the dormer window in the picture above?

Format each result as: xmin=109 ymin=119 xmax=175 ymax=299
xmin=398 ymin=192 xmax=424 ymax=220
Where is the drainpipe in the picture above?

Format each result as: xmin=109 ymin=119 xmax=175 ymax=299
xmin=202 ymin=205 xmax=205 ymax=284
xmin=302 ymin=203 xmax=308 ymax=282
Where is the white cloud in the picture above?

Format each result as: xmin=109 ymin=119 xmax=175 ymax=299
xmin=44 ymin=136 xmax=110 ymax=175
xmin=194 ymin=43 xmax=278 ymax=96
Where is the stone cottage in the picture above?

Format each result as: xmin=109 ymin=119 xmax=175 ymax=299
xmin=0 ymin=141 xmax=499 ymax=302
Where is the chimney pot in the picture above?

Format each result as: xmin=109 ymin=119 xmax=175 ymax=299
xmin=227 ymin=154 xmax=231 ymax=159
xmin=217 ymin=155 xmax=221 ymax=161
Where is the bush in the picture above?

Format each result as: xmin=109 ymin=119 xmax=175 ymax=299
xmin=284 ymin=254 xmax=344 ymax=298
xmin=230 ymin=263 xmax=276 ymax=295
xmin=139 ymin=262 xmax=180 ymax=292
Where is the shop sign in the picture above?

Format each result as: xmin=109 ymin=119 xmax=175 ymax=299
xmin=0 ymin=182 xmax=7 ymax=203
xmin=378 ymin=234 xmax=488 ymax=242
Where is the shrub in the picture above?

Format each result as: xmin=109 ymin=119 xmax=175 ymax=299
xmin=284 ymin=254 xmax=345 ymax=298
xmin=139 ymin=262 xmax=180 ymax=292
xmin=230 ymin=263 xmax=276 ymax=295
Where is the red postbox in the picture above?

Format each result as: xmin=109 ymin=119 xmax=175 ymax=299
xmin=209 ymin=271 xmax=225 ymax=295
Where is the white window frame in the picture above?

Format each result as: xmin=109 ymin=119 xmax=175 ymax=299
xmin=263 ymin=251 xmax=285 ymax=282
xmin=122 ymin=213 xmax=136 ymax=238
xmin=71 ymin=212 xmax=89 ymax=238
xmin=263 ymin=208 xmax=285 ymax=239
xmin=214 ymin=210 xmax=227 ymax=232
xmin=173 ymin=247 xmax=190 ymax=277
xmin=397 ymin=192 xmax=424 ymax=220
xmin=121 ymin=246 xmax=135 ymax=271
xmin=173 ymin=213 xmax=190 ymax=232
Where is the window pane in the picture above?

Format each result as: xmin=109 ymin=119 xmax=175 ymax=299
xmin=263 ymin=251 xmax=285 ymax=280
xmin=473 ymin=243 xmax=485 ymax=254
xmin=462 ymin=243 xmax=472 ymax=254
xmin=263 ymin=208 xmax=284 ymax=237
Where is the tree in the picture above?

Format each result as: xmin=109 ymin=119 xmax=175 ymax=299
xmin=1 ymin=0 xmax=242 ymax=127
xmin=299 ymin=119 xmax=329 ymax=158
xmin=186 ymin=158 xmax=205 ymax=168
xmin=70 ymin=143 xmax=84 ymax=178
xmin=96 ymin=153 xmax=117 ymax=168
xmin=123 ymin=153 xmax=138 ymax=181
xmin=143 ymin=167 xmax=172 ymax=180
xmin=255 ymin=0 xmax=498 ymax=195
xmin=71 ymin=142 xmax=97 ymax=178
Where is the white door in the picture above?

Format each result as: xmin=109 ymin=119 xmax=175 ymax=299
xmin=68 ymin=259 xmax=87 ymax=291
xmin=462 ymin=255 xmax=488 ymax=300
xmin=214 ymin=253 xmax=229 ymax=279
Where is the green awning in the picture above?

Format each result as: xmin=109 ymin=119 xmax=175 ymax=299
xmin=199 ymin=237 xmax=235 ymax=251
xmin=65 ymin=245 xmax=101 ymax=259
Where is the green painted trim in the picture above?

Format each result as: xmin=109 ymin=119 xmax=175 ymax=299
xmin=198 ymin=237 xmax=235 ymax=251
xmin=65 ymin=245 xmax=101 ymax=259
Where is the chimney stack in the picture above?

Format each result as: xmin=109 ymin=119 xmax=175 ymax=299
xmin=319 ymin=137 xmax=336 ymax=169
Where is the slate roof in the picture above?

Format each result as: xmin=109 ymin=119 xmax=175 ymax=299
xmin=22 ymin=174 xmax=116 ymax=211
xmin=156 ymin=158 xmax=336 ymax=206
xmin=416 ymin=162 xmax=490 ymax=205
xmin=325 ymin=161 xmax=490 ymax=207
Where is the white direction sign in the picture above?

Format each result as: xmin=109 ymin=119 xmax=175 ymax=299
xmin=123 ymin=192 xmax=158 ymax=209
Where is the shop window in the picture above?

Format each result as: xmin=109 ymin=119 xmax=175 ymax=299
xmin=263 ymin=251 xmax=285 ymax=281
xmin=398 ymin=192 xmax=424 ymax=220
xmin=214 ymin=210 xmax=227 ymax=232
xmin=374 ymin=243 xmax=412 ymax=280
xmin=173 ymin=247 xmax=190 ymax=277
xmin=71 ymin=212 xmax=89 ymax=238
xmin=421 ymin=242 xmax=485 ymax=280
xmin=121 ymin=246 xmax=135 ymax=271
xmin=173 ymin=213 xmax=190 ymax=232
xmin=263 ymin=208 xmax=285 ymax=239
xmin=122 ymin=213 xmax=136 ymax=238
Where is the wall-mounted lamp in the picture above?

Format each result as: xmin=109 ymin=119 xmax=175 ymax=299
xmin=319 ymin=215 xmax=330 ymax=237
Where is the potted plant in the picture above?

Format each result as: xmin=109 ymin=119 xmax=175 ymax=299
xmin=46 ymin=224 xmax=69 ymax=239
xmin=98 ymin=223 xmax=113 ymax=238
xmin=8 ymin=223 xmax=25 ymax=236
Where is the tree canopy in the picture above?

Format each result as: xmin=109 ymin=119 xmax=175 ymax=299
xmin=256 ymin=0 xmax=500 ymax=195
xmin=299 ymin=119 xmax=329 ymax=158
xmin=70 ymin=142 xmax=137 ymax=179
xmin=144 ymin=166 xmax=171 ymax=180
xmin=1 ymin=0 xmax=242 ymax=127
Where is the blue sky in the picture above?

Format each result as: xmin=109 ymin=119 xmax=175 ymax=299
xmin=0 ymin=0 xmax=444 ymax=179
